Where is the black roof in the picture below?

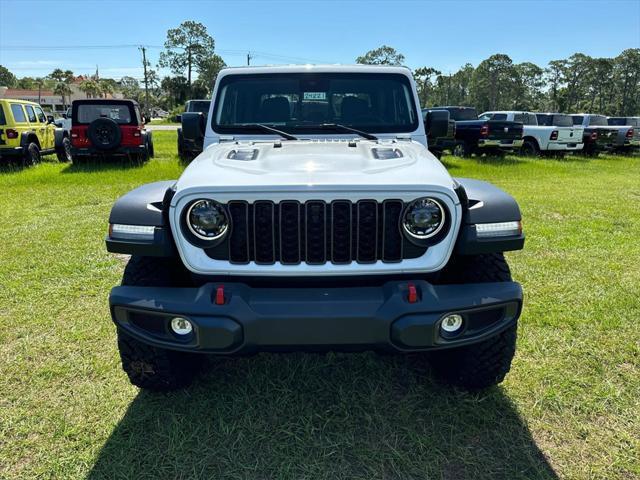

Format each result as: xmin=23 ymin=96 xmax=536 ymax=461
xmin=72 ymin=99 xmax=139 ymax=105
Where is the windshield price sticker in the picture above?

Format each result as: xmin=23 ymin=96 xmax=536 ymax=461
xmin=303 ymin=92 xmax=327 ymax=100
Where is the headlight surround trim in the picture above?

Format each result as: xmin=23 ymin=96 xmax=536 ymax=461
xmin=401 ymin=197 xmax=449 ymax=246
xmin=183 ymin=199 xmax=230 ymax=245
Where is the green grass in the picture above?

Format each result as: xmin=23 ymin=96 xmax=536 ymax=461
xmin=1 ymin=133 xmax=638 ymax=479
xmin=148 ymin=118 xmax=180 ymax=126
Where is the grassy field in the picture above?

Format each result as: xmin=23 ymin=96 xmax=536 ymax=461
xmin=0 ymin=132 xmax=638 ymax=479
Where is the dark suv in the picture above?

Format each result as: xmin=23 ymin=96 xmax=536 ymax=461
xmin=70 ymin=99 xmax=154 ymax=163
xmin=177 ymin=99 xmax=210 ymax=161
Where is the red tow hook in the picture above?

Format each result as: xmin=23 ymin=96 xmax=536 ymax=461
xmin=215 ymin=285 xmax=226 ymax=305
xmin=407 ymin=283 xmax=418 ymax=304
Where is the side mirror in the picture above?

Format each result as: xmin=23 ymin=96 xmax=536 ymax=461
xmin=176 ymin=114 xmax=182 ymax=123
xmin=47 ymin=115 xmax=55 ymax=124
xmin=62 ymin=113 xmax=68 ymax=119
xmin=182 ymin=112 xmax=205 ymax=141
xmin=425 ymin=110 xmax=450 ymax=139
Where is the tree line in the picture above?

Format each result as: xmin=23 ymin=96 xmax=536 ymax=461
xmin=358 ymin=45 xmax=640 ymax=116
xmin=1 ymin=28 xmax=638 ymax=117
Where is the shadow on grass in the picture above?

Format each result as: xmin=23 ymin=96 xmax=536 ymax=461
xmin=88 ymin=353 xmax=558 ymax=480
xmin=61 ymin=157 xmax=145 ymax=174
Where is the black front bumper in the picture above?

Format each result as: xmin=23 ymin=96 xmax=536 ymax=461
xmin=110 ymin=280 xmax=523 ymax=354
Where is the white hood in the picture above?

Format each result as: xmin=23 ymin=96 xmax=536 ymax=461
xmin=175 ymin=139 xmax=455 ymax=195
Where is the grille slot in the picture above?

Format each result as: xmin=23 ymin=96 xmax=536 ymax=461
xmin=305 ymin=201 xmax=326 ymax=264
xmin=253 ymin=201 xmax=275 ymax=264
xmin=382 ymin=200 xmax=404 ymax=262
xmin=214 ymin=199 xmax=426 ymax=265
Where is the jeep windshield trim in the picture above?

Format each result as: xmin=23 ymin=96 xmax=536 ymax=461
xmin=211 ymin=72 xmax=419 ymax=135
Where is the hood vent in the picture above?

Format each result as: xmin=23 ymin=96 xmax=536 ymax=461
xmin=227 ymin=149 xmax=259 ymax=161
xmin=372 ymin=147 xmax=403 ymax=159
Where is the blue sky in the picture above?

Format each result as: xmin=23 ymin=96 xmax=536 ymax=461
xmin=1 ymin=0 xmax=639 ymax=81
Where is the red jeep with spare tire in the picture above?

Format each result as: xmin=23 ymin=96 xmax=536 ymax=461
xmin=70 ymin=99 xmax=153 ymax=163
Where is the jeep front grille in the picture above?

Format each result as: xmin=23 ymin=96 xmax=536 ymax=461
xmin=205 ymin=200 xmax=427 ymax=265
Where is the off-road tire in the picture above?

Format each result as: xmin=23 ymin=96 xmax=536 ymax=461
xmin=56 ymin=137 xmax=72 ymax=162
xmin=430 ymin=253 xmax=517 ymax=390
xmin=23 ymin=142 xmax=41 ymax=166
xmin=117 ymin=331 xmax=202 ymax=391
xmin=521 ymin=139 xmax=539 ymax=157
xmin=118 ymin=256 xmax=201 ymax=391
xmin=453 ymin=141 xmax=473 ymax=158
xmin=429 ymin=324 xmax=517 ymax=390
xmin=177 ymin=129 xmax=188 ymax=161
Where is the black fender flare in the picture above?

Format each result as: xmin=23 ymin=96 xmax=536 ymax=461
xmin=453 ymin=177 xmax=525 ymax=255
xmin=53 ymin=127 xmax=68 ymax=149
xmin=106 ymin=181 xmax=177 ymax=256
xmin=20 ymin=131 xmax=39 ymax=148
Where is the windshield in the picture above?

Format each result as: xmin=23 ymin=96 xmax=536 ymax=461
xmin=76 ymin=103 xmax=133 ymax=124
xmin=188 ymin=101 xmax=210 ymax=114
xmin=587 ymin=115 xmax=608 ymax=126
xmin=447 ymin=107 xmax=477 ymax=121
xmin=212 ymin=72 xmax=418 ymax=134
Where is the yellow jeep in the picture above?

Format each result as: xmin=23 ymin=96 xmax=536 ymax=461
xmin=0 ymin=99 xmax=72 ymax=165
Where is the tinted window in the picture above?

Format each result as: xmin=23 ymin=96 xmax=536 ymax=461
xmin=0 ymin=104 xmax=6 ymax=125
xmin=447 ymin=107 xmax=477 ymax=121
xmin=213 ymin=73 xmax=418 ymax=134
xmin=188 ymin=101 xmax=210 ymax=114
xmin=10 ymin=104 xmax=27 ymax=122
xmin=34 ymin=106 xmax=47 ymax=123
xmin=587 ymin=115 xmax=608 ymax=126
xmin=25 ymin=105 xmax=37 ymax=123
xmin=572 ymin=116 xmax=583 ymax=125
xmin=607 ymin=117 xmax=631 ymax=126
xmin=484 ymin=113 xmax=508 ymax=121
xmin=76 ymin=104 xmax=133 ymax=124
xmin=552 ymin=115 xmax=573 ymax=127
xmin=536 ymin=114 xmax=551 ymax=126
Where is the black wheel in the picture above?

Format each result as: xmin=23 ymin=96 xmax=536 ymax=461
xmin=429 ymin=253 xmax=517 ymax=390
xmin=521 ymin=139 xmax=539 ymax=157
xmin=177 ymin=129 xmax=187 ymax=161
xmin=24 ymin=142 xmax=41 ymax=166
xmin=56 ymin=137 xmax=72 ymax=162
xmin=87 ymin=117 xmax=122 ymax=150
xmin=583 ymin=145 xmax=599 ymax=157
xmin=118 ymin=256 xmax=201 ymax=391
xmin=453 ymin=141 xmax=472 ymax=158
xmin=146 ymin=131 xmax=155 ymax=158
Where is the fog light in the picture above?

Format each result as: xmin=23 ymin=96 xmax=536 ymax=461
xmin=441 ymin=314 xmax=463 ymax=334
xmin=170 ymin=317 xmax=193 ymax=335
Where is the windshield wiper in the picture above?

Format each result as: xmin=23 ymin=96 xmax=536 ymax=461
xmin=316 ymin=123 xmax=378 ymax=140
xmin=245 ymin=123 xmax=298 ymax=140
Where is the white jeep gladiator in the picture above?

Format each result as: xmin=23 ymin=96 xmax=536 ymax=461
xmin=480 ymin=110 xmax=584 ymax=156
xmin=106 ymin=65 xmax=525 ymax=391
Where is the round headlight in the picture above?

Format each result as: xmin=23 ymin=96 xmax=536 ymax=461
xmin=186 ymin=199 xmax=229 ymax=241
xmin=402 ymin=198 xmax=445 ymax=240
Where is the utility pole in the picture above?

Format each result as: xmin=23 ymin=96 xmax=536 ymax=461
xmin=139 ymin=46 xmax=150 ymax=116
xmin=247 ymin=52 xmax=252 ymax=66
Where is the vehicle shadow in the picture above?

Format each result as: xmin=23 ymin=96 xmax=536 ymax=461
xmin=87 ymin=353 xmax=558 ymax=480
xmin=61 ymin=157 xmax=145 ymax=174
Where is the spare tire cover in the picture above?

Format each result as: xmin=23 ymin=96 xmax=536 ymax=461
xmin=87 ymin=117 xmax=122 ymax=150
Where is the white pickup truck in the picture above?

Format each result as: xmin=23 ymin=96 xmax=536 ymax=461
xmin=479 ymin=111 xmax=584 ymax=157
